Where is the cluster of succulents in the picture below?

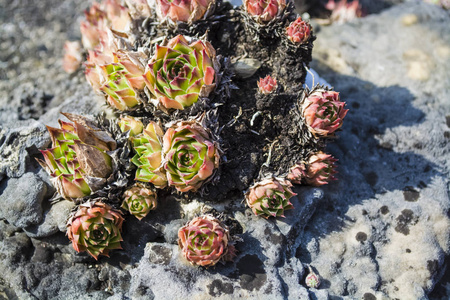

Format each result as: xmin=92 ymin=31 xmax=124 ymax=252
xmin=45 ymin=0 xmax=348 ymax=267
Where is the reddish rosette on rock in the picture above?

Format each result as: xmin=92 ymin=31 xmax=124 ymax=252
xmin=304 ymin=152 xmax=337 ymax=186
xmin=36 ymin=113 xmax=116 ymax=201
xmin=287 ymin=162 xmax=307 ymax=185
xmin=131 ymin=122 xmax=168 ymax=188
xmin=257 ymin=75 xmax=278 ymax=94
xmin=143 ymin=35 xmax=217 ymax=111
xmin=305 ymin=266 xmax=321 ymax=288
xmin=245 ymin=177 xmax=296 ymax=218
xmin=151 ymin=0 xmax=216 ymax=24
xmin=300 ymin=88 xmax=348 ymax=137
xmin=163 ymin=119 xmax=220 ymax=192
xmin=244 ymin=0 xmax=286 ymax=23
xmin=121 ymin=184 xmax=157 ymax=220
xmin=286 ymin=17 xmax=311 ymax=44
xmin=63 ymin=41 xmax=83 ymax=74
xmin=67 ymin=201 xmax=124 ymax=260
xmin=178 ymin=215 xmax=235 ymax=267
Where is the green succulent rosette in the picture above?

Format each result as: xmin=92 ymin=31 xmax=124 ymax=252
xmin=121 ymin=184 xmax=157 ymax=220
xmin=67 ymin=201 xmax=124 ymax=260
xmin=131 ymin=122 xmax=168 ymax=188
xmin=163 ymin=119 xmax=220 ymax=192
xmin=143 ymin=34 xmax=217 ymax=111
xmin=37 ymin=113 xmax=116 ymax=201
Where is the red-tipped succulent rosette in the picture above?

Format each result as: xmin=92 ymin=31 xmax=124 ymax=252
xmin=245 ymin=177 xmax=296 ymax=218
xmin=257 ymin=75 xmax=278 ymax=94
xmin=288 ymin=152 xmax=338 ymax=186
xmin=300 ymin=87 xmax=348 ymax=137
xmin=178 ymin=215 xmax=235 ymax=267
xmin=121 ymin=184 xmax=158 ymax=220
xmin=36 ymin=113 xmax=116 ymax=201
xmin=163 ymin=119 xmax=220 ymax=193
xmin=63 ymin=41 xmax=83 ymax=74
xmin=286 ymin=17 xmax=311 ymax=44
xmin=143 ymin=35 xmax=218 ymax=112
xmin=151 ymin=0 xmax=216 ymax=24
xmin=67 ymin=201 xmax=124 ymax=260
xmin=244 ymin=0 xmax=286 ymax=23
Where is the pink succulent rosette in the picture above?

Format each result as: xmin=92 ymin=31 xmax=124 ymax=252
xmin=286 ymin=17 xmax=311 ymax=44
xmin=63 ymin=41 xmax=83 ymax=74
xmin=178 ymin=215 xmax=234 ymax=267
xmin=244 ymin=0 xmax=286 ymax=23
xmin=257 ymin=75 xmax=278 ymax=94
xmin=301 ymin=88 xmax=348 ymax=137
xmin=287 ymin=162 xmax=307 ymax=185
xmin=67 ymin=202 xmax=124 ymax=260
xmin=305 ymin=152 xmax=337 ymax=186
xmin=163 ymin=120 xmax=220 ymax=192
xmin=152 ymin=0 xmax=216 ymax=23
xmin=143 ymin=35 xmax=217 ymax=111
xmin=121 ymin=184 xmax=158 ymax=220
xmin=245 ymin=177 xmax=296 ymax=218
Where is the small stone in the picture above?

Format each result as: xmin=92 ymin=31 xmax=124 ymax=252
xmin=232 ymin=58 xmax=261 ymax=79
xmin=401 ymin=14 xmax=418 ymax=26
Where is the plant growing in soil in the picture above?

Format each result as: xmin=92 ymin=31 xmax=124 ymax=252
xmin=43 ymin=0 xmax=348 ymax=262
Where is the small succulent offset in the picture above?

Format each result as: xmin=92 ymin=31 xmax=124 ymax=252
xmin=178 ymin=215 xmax=235 ymax=267
xmin=288 ymin=152 xmax=337 ymax=186
xmin=300 ymin=88 xmax=348 ymax=137
xmin=121 ymin=184 xmax=158 ymax=220
xmin=118 ymin=116 xmax=144 ymax=136
xmin=143 ymin=35 xmax=217 ymax=111
xmin=244 ymin=0 xmax=286 ymax=23
xmin=67 ymin=201 xmax=124 ymax=260
xmin=245 ymin=177 xmax=296 ymax=218
xmin=258 ymin=75 xmax=278 ymax=94
xmin=131 ymin=122 xmax=168 ymax=188
xmin=151 ymin=0 xmax=216 ymax=24
xmin=37 ymin=113 xmax=116 ymax=201
xmin=63 ymin=41 xmax=82 ymax=74
xmin=305 ymin=266 xmax=321 ymax=288
xmin=163 ymin=119 xmax=220 ymax=192
xmin=286 ymin=17 xmax=311 ymax=44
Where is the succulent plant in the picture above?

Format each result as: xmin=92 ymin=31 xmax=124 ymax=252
xmin=37 ymin=113 xmax=116 ymax=201
xmin=301 ymin=88 xmax=348 ymax=137
xmin=257 ymin=75 xmax=278 ymax=94
xmin=151 ymin=0 xmax=216 ymax=23
xmin=67 ymin=201 xmax=124 ymax=260
xmin=245 ymin=177 xmax=296 ymax=218
xmin=287 ymin=162 xmax=307 ymax=185
xmin=244 ymin=0 xmax=286 ymax=23
xmin=63 ymin=41 xmax=83 ymax=74
xmin=305 ymin=266 xmax=321 ymax=288
xmin=304 ymin=152 xmax=337 ymax=186
xmin=286 ymin=17 xmax=311 ymax=44
xmin=163 ymin=120 xmax=220 ymax=192
xmin=178 ymin=215 xmax=235 ymax=267
xmin=121 ymin=184 xmax=158 ymax=220
xmin=85 ymin=51 xmax=146 ymax=111
xmin=125 ymin=0 xmax=152 ymax=19
xmin=325 ymin=0 xmax=364 ymax=24
xmin=104 ymin=0 xmax=131 ymax=32
xmin=118 ymin=116 xmax=144 ymax=136
xmin=143 ymin=35 xmax=217 ymax=111
xmin=131 ymin=122 xmax=168 ymax=188
xmin=80 ymin=2 xmax=107 ymax=50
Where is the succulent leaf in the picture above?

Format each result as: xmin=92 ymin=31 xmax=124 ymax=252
xmin=151 ymin=0 xmax=216 ymax=23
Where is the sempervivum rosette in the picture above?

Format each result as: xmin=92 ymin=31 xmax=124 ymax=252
xmin=178 ymin=215 xmax=235 ymax=267
xmin=286 ymin=17 xmax=311 ymax=44
xmin=300 ymin=87 xmax=348 ymax=137
xmin=131 ymin=122 xmax=168 ymax=188
xmin=163 ymin=119 xmax=220 ymax=192
xmin=121 ymin=184 xmax=158 ymax=220
xmin=118 ymin=116 xmax=144 ymax=136
xmin=244 ymin=0 xmax=286 ymax=23
xmin=150 ymin=0 xmax=216 ymax=24
xmin=287 ymin=152 xmax=337 ymax=186
xmin=85 ymin=50 xmax=146 ymax=111
xmin=67 ymin=201 xmax=124 ymax=259
xmin=37 ymin=113 xmax=116 ymax=201
xmin=245 ymin=177 xmax=296 ymax=218
xmin=143 ymin=35 xmax=218 ymax=112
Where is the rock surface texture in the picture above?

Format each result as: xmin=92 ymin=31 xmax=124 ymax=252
xmin=0 ymin=1 xmax=449 ymax=300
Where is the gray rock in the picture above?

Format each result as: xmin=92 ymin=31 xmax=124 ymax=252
xmin=0 ymin=172 xmax=47 ymax=228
